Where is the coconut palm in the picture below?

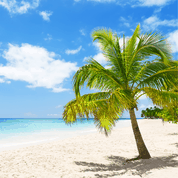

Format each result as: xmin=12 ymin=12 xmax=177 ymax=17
xmin=63 ymin=24 xmax=178 ymax=159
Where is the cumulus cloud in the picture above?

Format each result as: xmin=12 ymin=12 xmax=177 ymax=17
xmin=65 ymin=46 xmax=82 ymax=55
xmin=90 ymin=42 xmax=106 ymax=65
xmin=39 ymin=11 xmax=53 ymax=21
xmin=143 ymin=15 xmax=178 ymax=30
xmin=0 ymin=43 xmax=78 ymax=92
xmin=167 ymin=30 xmax=178 ymax=53
xmin=93 ymin=53 xmax=107 ymax=65
xmin=0 ymin=0 xmax=39 ymax=14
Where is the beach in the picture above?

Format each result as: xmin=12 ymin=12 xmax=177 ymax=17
xmin=0 ymin=119 xmax=177 ymax=178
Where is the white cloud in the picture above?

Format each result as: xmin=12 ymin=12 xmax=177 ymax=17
xmin=0 ymin=0 xmax=39 ymax=14
xmin=44 ymin=34 xmax=52 ymax=41
xmin=83 ymin=54 xmax=107 ymax=66
xmin=0 ymin=78 xmax=5 ymax=83
xmin=139 ymin=104 xmax=155 ymax=109
xmin=93 ymin=41 xmax=102 ymax=51
xmin=79 ymin=29 xmax=86 ymax=36
xmin=120 ymin=16 xmax=126 ymax=21
xmin=119 ymin=16 xmax=131 ymax=27
xmin=123 ymin=22 xmax=130 ymax=27
xmin=65 ymin=46 xmax=82 ymax=55
xmin=0 ymin=43 xmax=78 ymax=92
xmin=39 ymin=11 xmax=53 ymax=21
xmin=91 ymin=42 xmax=107 ymax=65
xmin=74 ymin=0 xmax=173 ymax=6
xmin=93 ymin=53 xmax=107 ymax=65
xmin=139 ymin=94 xmax=147 ymax=100
xmin=55 ymin=105 xmax=62 ymax=108
xmin=143 ymin=15 xmax=178 ymax=30
xmin=167 ymin=30 xmax=178 ymax=53
xmin=138 ymin=0 xmax=172 ymax=7
xmin=0 ymin=78 xmax=11 ymax=84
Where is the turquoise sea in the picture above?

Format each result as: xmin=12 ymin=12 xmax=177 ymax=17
xmin=0 ymin=118 xmax=142 ymax=152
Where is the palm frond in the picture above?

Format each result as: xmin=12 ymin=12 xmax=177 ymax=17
xmin=125 ymin=24 xmax=140 ymax=77
xmin=143 ymin=87 xmax=178 ymax=108
xmin=127 ymin=30 xmax=172 ymax=83
xmin=73 ymin=58 xmax=124 ymax=97
xmin=63 ymin=87 xmax=137 ymax=136
xmin=92 ymin=29 xmax=127 ymax=86
xmin=63 ymin=91 xmax=124 ymax=136
xmin=135 ymin=62 xmax=178 ymax=90
xmin=136 ymin=32 xmax=172 ymax=62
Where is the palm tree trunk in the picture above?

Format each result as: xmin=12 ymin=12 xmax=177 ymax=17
xmin=129 ymin=108 xmax=151 ymax=159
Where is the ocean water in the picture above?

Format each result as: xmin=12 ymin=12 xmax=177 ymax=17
xmin=0 ymin=118 xmax=142 ymax=152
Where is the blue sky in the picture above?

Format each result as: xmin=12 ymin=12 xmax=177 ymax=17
xmin=0 ymin=0 xmax=177 ymax=118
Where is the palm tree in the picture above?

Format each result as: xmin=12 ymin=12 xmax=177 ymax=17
xmin=141 ymin=110 xmax=146 ymax=118
xmin=63 ymin=24 xmax=177 ymax=160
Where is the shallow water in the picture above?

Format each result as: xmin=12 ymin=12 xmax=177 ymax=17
xmin=0 ymin=118 xmax=142 ymax=152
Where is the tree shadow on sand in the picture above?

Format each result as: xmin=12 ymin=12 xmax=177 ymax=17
xmin=168 ymin=133 xmax=178 ymax=135
xmin=174 ymin=143 xmax=178 ymax=148
xmin=75 ymin=154 xmax=178 ymax=177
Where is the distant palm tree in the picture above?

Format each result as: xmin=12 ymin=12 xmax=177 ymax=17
xmin=63 ymin=24 xmax=177 ymax=160
xmin=141 ymin=110 xmax=146 ymax=118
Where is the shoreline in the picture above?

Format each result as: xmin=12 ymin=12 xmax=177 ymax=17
xmin=0 ymin=119 xmax=178 ymax=177
xmin=0 ymin=120 xmax=131 ymax=152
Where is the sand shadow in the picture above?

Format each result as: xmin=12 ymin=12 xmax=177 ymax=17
xmin=175 ymin=143 xmax=178 ymax=148
xmin=168 ymin=133 xmax=178 ymax=135
xmin=75 ymin=154 xmax=178 ymax=177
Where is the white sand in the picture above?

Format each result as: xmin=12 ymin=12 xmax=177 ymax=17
xmin=0 ymin=119 xmax=177 ymax=178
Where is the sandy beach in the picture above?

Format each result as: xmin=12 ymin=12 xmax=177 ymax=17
xmin=0 ymin=119 xmax=177 ymax=178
